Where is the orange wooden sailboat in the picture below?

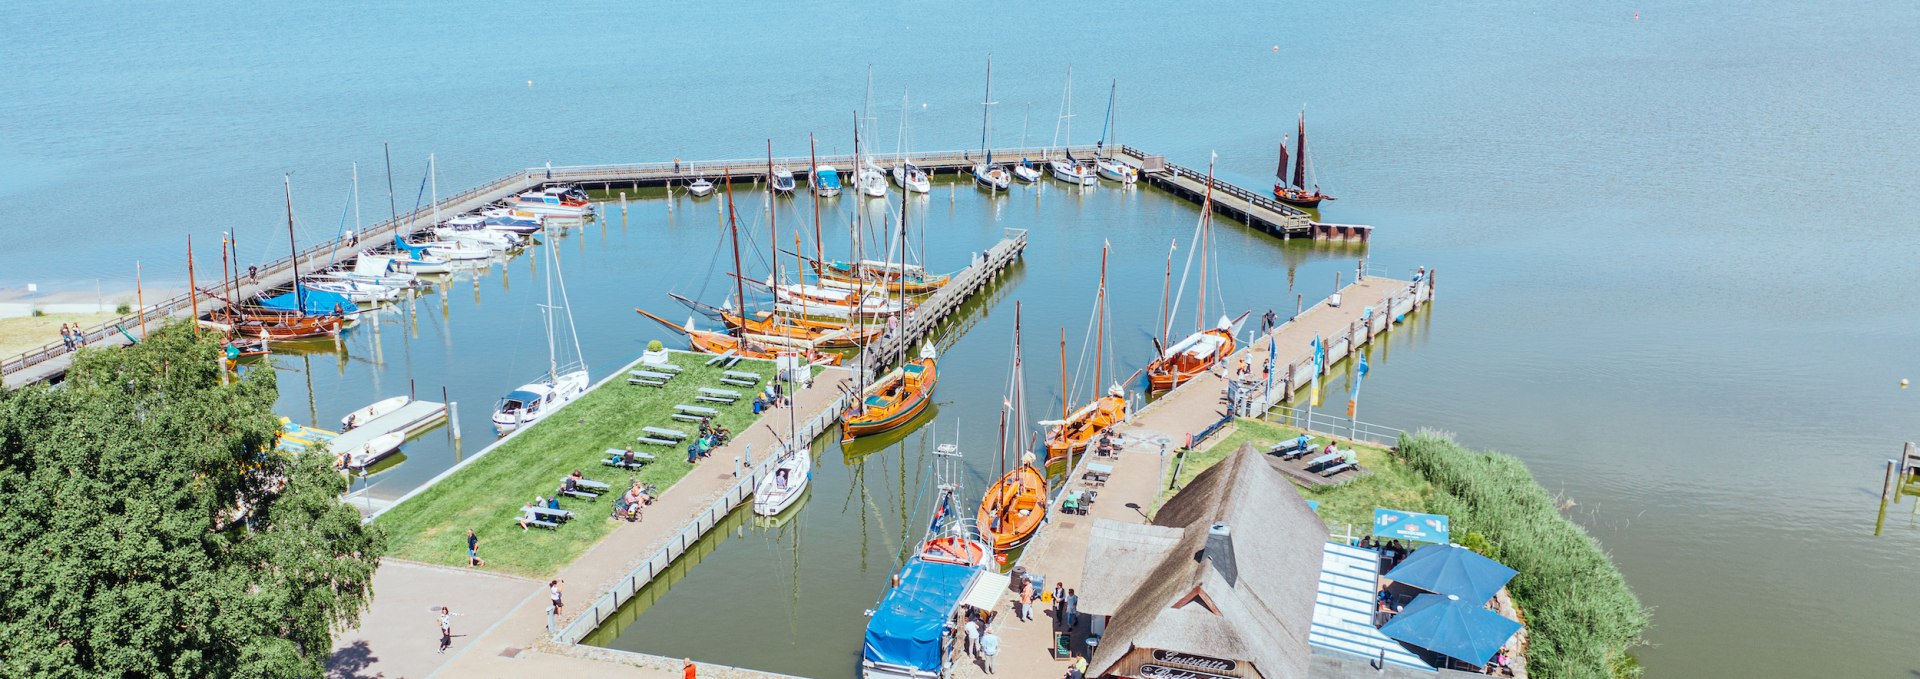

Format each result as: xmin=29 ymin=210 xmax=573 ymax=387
xmin=1045 ymin=244 xmax=1128 ymax=463
xmin=1144 ymin=159 xmax=1244 ymax=393
xmin=978 ymin=302 xmax=1047 ymax=552
xmin=634 ymin=308 xmax=843 ymax=366
xmin=841 ymin=343 xmax=938 ymax=441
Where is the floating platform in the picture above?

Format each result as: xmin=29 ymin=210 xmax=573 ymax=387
xmin=330 ymin=399 xmax=449 ymax=455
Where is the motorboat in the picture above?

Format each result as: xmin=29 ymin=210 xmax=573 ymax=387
xmin=686 ymin=176 xmax=716 ymax=198
xmin=511 ymin=186 xmax=592 ymax=217
xmin=814 ymin=165 xmax=842 ymax=197
xmin=1011 ymin=158 xmax=1041 ymax=183
xmin=436 ymin=217 xmax=522 ymax=250
xmin=477 ymin=208 xmax=546 ymax=234
xmin=770 ymin=166 xmax=797 ymax=194
xmin=341 ymin=395 xmax=411 ymax=431
xmin=342 ymin=431 xmax=405 ymax=471
xmin=752 ymin=442 xmax=812 ymax=516
xmin=302 ymin=278 xmax=401 ymax=304
xmin=891 ymin=163 xmax=931 ymax=193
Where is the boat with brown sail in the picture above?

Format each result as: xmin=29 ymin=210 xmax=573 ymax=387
xmin=1273 ymin=108 xmax=1335 ymax=209
xmin=978 ymin=302 xmax=1047 ymax=552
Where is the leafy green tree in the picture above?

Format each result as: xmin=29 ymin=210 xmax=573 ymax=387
xmin=0 ymin=323 xmax=385 ymax=678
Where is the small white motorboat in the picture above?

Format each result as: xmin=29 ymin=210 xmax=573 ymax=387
xmin=311 ymin=254 xmax=417 ymax=288
xmin=771 ymin=166 xmax=797 ymax=194
xmin=686 ymin=177 xmax=716 ymax=198
xmin=753 ymin=444 xmax=812 ymax=516
xmin=511 ymin=187 xmax=592 ymax=217
xmin=814 ymin=165 xmax=842 ymax=197
xmin=477 ymin=208 xmax=545 ymax=235
xmin=1012 ymin=159 xmax=1042 ymax=183
xmin=859 ymin=163 xmax=889 ymax=198
xmin=891 ymin=163 xmax=931 ymax=193
xmin=492 ymin=370 xmax=590 ymax=431
xmin=341 ymin=395 xmax=411 ymax=430
xmin=343 ymin=431 xmax=405 ymax=470
xmin=303 ymin=278 xmax=401 ymax=304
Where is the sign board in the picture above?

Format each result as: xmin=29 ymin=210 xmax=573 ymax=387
xmin=1372 ymin=507 xmax=1449 ymax=544
xmin=1151 ymin=650 xmax=1237 ymax=673
xmin=1140 ymin=664 xmax=1237 ymax=679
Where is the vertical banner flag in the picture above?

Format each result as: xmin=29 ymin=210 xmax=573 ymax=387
xmin=1264 ymin=330 xmax=1278 ymax=394
xmin=1347 ymin=353 xmax=1369 ymax=418
xmin=1308 ymin=335 xmax=1324 ymax=407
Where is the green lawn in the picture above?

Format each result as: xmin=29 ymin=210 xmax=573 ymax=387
xmin=376 ymin=352 xmax=779 ymax=576
xmin=1156 ymin=417 xmax=1431 ymax=531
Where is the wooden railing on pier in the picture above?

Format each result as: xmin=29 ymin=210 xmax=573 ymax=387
xmin=857 ymin=228 xmax=1029 ymax=381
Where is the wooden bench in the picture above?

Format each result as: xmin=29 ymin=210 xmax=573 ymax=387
xmin=719 ymin=377 xmax=757 ymax=387
xmin=559 ymin=488 xmax=600 ymax=501
xmin=519 ymin=516 xmax=560 ymax=530
xmin=636 ymin=436 xmax=678 ymax=446
xmin=1269 ymin=437 xmax=1311 ymax=458
xmin=675 ymin=404 xmax=719 ymax=417
xmin=642 ymin=426 xmax=688 ymax=440
xmin=603 ymin=456 xmax=650 ymax=471
xmin=671 ymin=413 xmax=705 ymax=423
xmin=628 ymin=377 xmax=667 ymax=387
xmin=704 ymin=350 xmax=737 ymax=367
xmin=630 ymin=369 xmax=677 ymax=381
xmin=577 ymin=478 xmax=612 ymax=491
xmin=647 ymin=363 xmax=683 ymax=373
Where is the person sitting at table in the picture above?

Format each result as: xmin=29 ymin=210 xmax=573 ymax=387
xmin=715 ymin=425 xmax=731 ymax=443
xmin=563 ymin=472 xmax=581 ymax=493
xmin=622 ymin=448 xmax=638 ymax=466
xmin=518 ymin=500 xmax=539 ymax=530
xmin=545 ymin=495 xmax=561 ymax=511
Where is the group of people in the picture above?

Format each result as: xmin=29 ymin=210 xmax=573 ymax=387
xmin=684 ymin=418 xmax=730 ymax=463
xmin=57 ymin=323 xmax=89 ymax=351
xmin=957 ymin=606 xmax=1001 ymax=674
xmin=515 ymin=494 xmax=565 ymax=530
xmin=613 ymin=480 xmax=652 ymax=522
xmin=1358 ymin=535 xmax=1413 ymax=571
xmin=751 ymin=382 xmax=788 ymax=414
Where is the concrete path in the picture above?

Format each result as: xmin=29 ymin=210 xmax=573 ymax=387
xmin=327 ymin=371 xmax=851 ymax=679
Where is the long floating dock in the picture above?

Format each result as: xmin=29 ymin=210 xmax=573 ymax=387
xmin=332 ymin=399 xmax=449 ymax=454
xmin=859 ymin=228 xmax=1028 ymax=380
xmin=3 ymin=144 xmax=1370 ymax=388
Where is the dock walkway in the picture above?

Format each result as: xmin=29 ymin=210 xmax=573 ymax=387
xmin=947 ymin=273 xmax=1429 ymax=679
xmin=859 ymin=228 xmax=1028 ymax=380
xmin=333 ymin=399 xmax=449 ymax=453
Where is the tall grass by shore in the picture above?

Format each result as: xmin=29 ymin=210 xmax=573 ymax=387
xmin=1398 ymin=431 xmax=1647 ymax=679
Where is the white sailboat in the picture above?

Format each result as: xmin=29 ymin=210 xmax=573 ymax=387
xmin=1048 ymin=67 xmax=1098 ymax=186
xmin=971 ymin=57 xmax=1011 ymax=192
xmin=891 ymin=92 xmax=933 ymax=193
xmin=1011 ymin=106 xmax=1041 ymax=183
xmin=1095 ymin=79 xmax=1139 ymax=184
xmin=492 ymin=235 xmax=590 ymax=431
xmin=752 ymin=439 xmax=812 ymax=516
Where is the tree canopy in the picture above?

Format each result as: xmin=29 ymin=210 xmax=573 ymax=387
xmin=0 ymin=323 xmax=385 ymax=678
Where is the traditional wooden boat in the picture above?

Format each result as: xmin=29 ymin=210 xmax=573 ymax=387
xmin=221 ymin=312 xmax=344 ymax=341
xmin=1046 ymin=386 xmax=1127 ymax=462
xmin=1147 ymin=322 xmax=1236 ymax=392
xmin=841 ymin=343 xmax=938 ymax=442
xmin=635 ymin=308 xmax=843 ymax=366
xmin=978 ymin=454 xmax=1047 ymax=551
xmin=1273 ymin=108 xmax=1335 ymax=209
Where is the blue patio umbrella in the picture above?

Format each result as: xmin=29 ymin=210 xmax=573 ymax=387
xmin=1378 ymin=593 xmax=1522 ymax=667
xmin=1384 ymin=544 xmax=1516 ymax=605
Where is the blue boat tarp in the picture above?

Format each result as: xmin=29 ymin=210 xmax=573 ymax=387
xmin=863 ymin=559 xmax=976 ymax=673
xmin=1384 ymin=544 xmax=1516 ymax=605
xmin=1378 ymin=593 xmax=1521 ymax=667
xmin=258 ymin=286 xmax=358 ymax=316
xmin=393 ymin=235 xmax=432 ymax=258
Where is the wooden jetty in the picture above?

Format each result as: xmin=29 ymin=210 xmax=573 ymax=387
xmin=857 ymin=228 xmax=1028 ymax=381
xmin=3 ymin=144 xmax=1369 ymax=388
xmin=332 ymin=399 xmax=450 ymax=455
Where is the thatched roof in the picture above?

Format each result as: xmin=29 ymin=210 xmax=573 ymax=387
xmin=1085 ymin=444 xmax=1329 ymax=679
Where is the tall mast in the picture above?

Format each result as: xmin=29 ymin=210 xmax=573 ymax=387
xmin=1293 ymin=110 xmax=1308 ymax=190
xmin=1102 ymin=79 xmax=1117 ymax=159
xmin=1059 ymin=327 xmax=1068 ymax=420
xmin=1158 ymin=240 xmax=1174 ymax=347
xmin=1096 ymin=243 xmax=1108 ymax=392
xmin=429 ymin=153 xmax=440 ymax=233
xmin=766 ymin=139 xmax=779 ymax=326
xmin=383 ymin=143 xmax=399 ymax=228
xmin=1196 ymin=160 xmax=1214 ymax=332
xmin=809 ymin=134 xmax=823 ymax=265
xmin=980 ymin=56 xmax=995 ymax=167
xmin=283 ymin=174 xmax=302 ymax=313
xmin=1013 ymin=301 xmax=1027 ymax=456
xmin=352 ymin=162 xmax=361 ymax=240
xmin=725 ymin=170 xmax=745 ymax=340
xmin=544 ymin=192 xmax=558 ymax=381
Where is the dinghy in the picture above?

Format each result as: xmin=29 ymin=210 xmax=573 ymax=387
xmin=343 ymin=431 xmax=405 ymax=470
xmin=341 ymin=395 xmax=411 ymax=431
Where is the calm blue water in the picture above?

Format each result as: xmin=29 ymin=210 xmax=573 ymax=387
xmin=7 ymin=2 xmax=1919 ymax=676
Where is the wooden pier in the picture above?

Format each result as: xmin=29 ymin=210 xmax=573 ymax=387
xmin=3 ymin=144 xmax=1370 ymax=388
xmin=858 ymin=228 xmax=1028 ymax=381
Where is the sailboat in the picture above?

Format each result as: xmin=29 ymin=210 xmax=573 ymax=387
xmin=1273 ymin=108 xmax=1335 ymax=208
xmin=1145 ymin=160 xmax=1245 ymax=393
xmin=891 ymin=92 xmax=932 ymax=193
xmin=753 ymin=438 xmax=812 ymax=516
xmin=978 ymin=302 xmax=1047 ymax=552
xmin=842 ymin=343 xmax=938 ymax=441
xmin=1095 ymin=80 xmax=1139 ymax=184
xmin=1048 ymin=67 xmax=1098 ymax=186
xmin=491 ymin=229 xmax=590 ymax=432
xmin=1044 ymin=244 xmax=1127 ymax=462
xmin=971 ymin=57 xmax=1012 ymax=192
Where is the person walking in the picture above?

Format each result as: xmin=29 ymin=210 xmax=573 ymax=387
xmin=979 ymin=629 xmax=1000 ymax=674
xmin=437 ymin=607 xmax=453 ymax=653
xmin=466 ymin=529 xmax=484 ymax=567
xmin=1066 ymin=589 xmax=1080 ymax=628
xmin=963 ymin=615 xmax=981 ymax=657
xmin=549 ymin=579 xmax=564 ymax=617
xmin=1018 ymin=579 xmax=1034 ymax=622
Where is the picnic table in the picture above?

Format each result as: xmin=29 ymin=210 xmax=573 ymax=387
xmin=642 ymin=426 xmax=689 ymax=440
xmin=676 ymin=404 xmax=719 ymax=416
xmin=577 ymin=478 xmax=612 ymax=491
xmin=696 ymin=387 xmax=742 ymax=404
xmin=1084 ymin=462 xmax=1115 ymax=483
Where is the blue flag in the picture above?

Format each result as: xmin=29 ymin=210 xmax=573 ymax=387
xmin=1347 ymin=353 xmax=1369 ymax=418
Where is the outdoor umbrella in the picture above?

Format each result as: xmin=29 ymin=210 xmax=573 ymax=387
xmin=1378 ymin=593 xmax=1522 ymax=667
xmin=1383 ymin=544 xmax=1516 ymax=605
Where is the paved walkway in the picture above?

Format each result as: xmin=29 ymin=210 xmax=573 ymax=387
xmin=950 ymin=276 xmax=1412 ymax=679
xmin=328 ymin=370 xmax=851 ymax=679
